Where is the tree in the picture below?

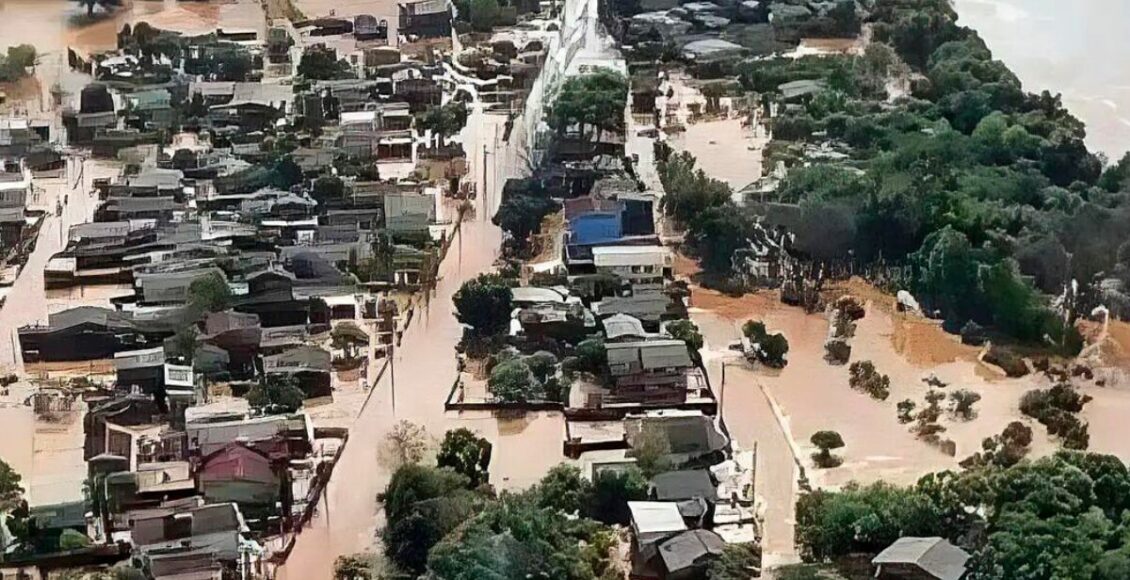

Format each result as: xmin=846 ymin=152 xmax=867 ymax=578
xmin=548 ymin=69 xmax=629 ymax=141
xmin=333 ymin=554 xmax=374 ymax=580
xmin=492 ymin=194 xmax=559 ymax=246
xmin=535 ymin=464 xmax=590 ymax=514
xmin=271 ymin=156 xmax=304 ymax=189
xmin=665 ymin=319 xmax=704 ymax=356
xmin=586 ymin=466 xmax=648 ymax=525
xmin=298 ymin=45 xmax=353 ymax=80
xmin=848 ymin=360 xmax=890 ymax=400
xmin=436 ymin=428 xmax=493 ymax=488
xmin=453 ymin=274 xmax=513 ymax=337
xmin=58 ymin=529 xmax=91 ymax=550
xmin=0 ymin=460 xmax=25 ymax=512
xmin=565 ymin=337 xmax=607 ymax=377
xmin=524 ymin=351 xmax=559 ymax=384
xmin=380 ymin=465 xmax=478 ymax=574
xmin=629 ymin=425 xmax=673 ymax=478
xmin=810 ymin=431 xmax=845 ymax=468
xmin=659 ymin=150 xmax=733 ymax=227
xmin=759 ymin=333 xmax=790 ymax=368
xmin=419 ymin=101 xmax=469 ymax=146
xmin=312 ymin=176 xmax=345 ymax=202
xmin=381 ymin=464 xmax=470 ymax=525
xmin=383 ymin=420 xmax=430 ymax=467
xmin=948 ymin=389 xmax=982 ymax=420
xmin=246 ymin=374 xmax=305 ymax=414
xmin=488 ymin=359 xmax=545 ymax=403
xmin=187 ymin=272 xmax=232 ymax=313
xmin=468 ymin=0 xmax=502 ymax=32
xmin=707 ymin=543 xmax=762 ymax=580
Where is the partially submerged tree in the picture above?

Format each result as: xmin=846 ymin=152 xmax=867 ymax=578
xmin=548 ymin=69 xmax=629 ymax=142
xmin=383 ymin=420 xmax=430 ymax=467
xmin=418 ymin=101 xmax=469 ymax=147
xmin=187 ymin=272 xmax=232 ymax=313
xmin=453 ymin=273 xmax=513 ymax=337
xmin=487 ymin=358 xmax=546 ymax=403
xmin=810 ymin=430 xmax=845 ymax=468
xmin=436 ymin=428 xmax=492 ymax=488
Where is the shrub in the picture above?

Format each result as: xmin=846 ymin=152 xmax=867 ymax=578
xmin=949 ymin=389 xmax=982 ymax=420
xmin=848 ymin=360 xmax=890 ymax=400
xmin=896 ymin=399 xmax=916 ymax=423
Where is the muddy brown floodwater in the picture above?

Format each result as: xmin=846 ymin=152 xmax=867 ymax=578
xmin=277 ymin=108 xmax=568 ymax=579
xmin=690 ymin=277 xmax=1130 ymax=567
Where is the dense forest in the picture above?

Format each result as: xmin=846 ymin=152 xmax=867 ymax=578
xmin=658 ymin=0 xmax=1130 ymax=353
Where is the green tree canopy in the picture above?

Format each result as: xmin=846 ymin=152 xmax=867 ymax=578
xmin=436 ymin=428 xmax=493 ymax=488
xmin=453 ymin=273 xmax=514 ymax=336
xmin=548 ymin=69 xmax=629 ymax=140
xmin=246 ymin=374 xmax=305 ymax=414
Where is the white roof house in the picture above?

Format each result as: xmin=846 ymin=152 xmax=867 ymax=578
xmin=628 ymin=501 xmax=687 ymax=545
xmin=592 ymin=245 xmax=672 ymax=269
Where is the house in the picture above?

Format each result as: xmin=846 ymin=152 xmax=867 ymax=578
xmin=593 ymin=294 xmax=675 ymax=327
xmin=602 ymin=313 xmax=650 ymax=342
xmin=628 ymin=501 xmax=687 ymax=547
xmin=262 ymin=345 xmax=332 ymax=398
xmin=566 ymin=197 xmax=624 ymax=247
xmin=186 ymin=412 xmax=312 ymax=458
xmin=84 ymin=395 xmax=168 ymax=470
xmin=605 ymin=340 xmax=692 ymax=405
xmin=95 ymin=196 xmax=177 ymax=222
xmin=638 ymin=529 xmax=727 ymax=580
xmin=626 ymin=411 xmax=729 ymax=467
xmin=0 ymin=158 xmax=28 ymax=248
xmin=398 ymin=0 xmax=452 ymax=39
xmin=197 ymin=442 xmax=284 ymax=512
xmin=130 ymin=503 xmax=259 ymax=578
xmin=592 ymin=245 xmax=672 ymax=294
xmin=115 ymin=346 xmax=167 ymax=395
xmin=23 ymin=148 xmax=66 ymax=178
xmin=872 ymin=537 xmax=970 ymax=580
xmin=383 ymin=191 xmax=435 ymax=233
xmin=19 ymin=307 xmax=171 ymax=362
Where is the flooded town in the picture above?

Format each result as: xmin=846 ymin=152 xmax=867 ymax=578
xmin=0 ymin=0 xmax=1128 ymax=579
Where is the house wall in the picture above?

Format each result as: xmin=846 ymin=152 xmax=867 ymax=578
xmin=569 ymin=212 xmax=623 ymax=246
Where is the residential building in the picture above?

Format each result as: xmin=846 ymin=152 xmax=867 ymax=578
xmin=604 ymin=339 xmax=692 ymax=405
xmin=872 ymin=537 xmax=970 ymax=580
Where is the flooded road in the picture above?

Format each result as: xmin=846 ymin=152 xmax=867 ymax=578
xmin=277 ymin=108 xmax=567 ymax=579
xmin=954 ymin=0 xmax=1130 ymax=159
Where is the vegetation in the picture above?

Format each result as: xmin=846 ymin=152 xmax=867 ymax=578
xmin=334 ymin=554 xmax=376 ymax=580
xmin=707 ymin=543 xmax=763 ymax=580
xmin=666 ymin=319 xmax=704 ymax=357
xmin=383 ymin=420 xmax=430 ymax=467
xmin=948 ymin=389 xmax=982 ymax=420
xmin=436 ymin=428 xmax=492 ymax=488
xmin=629 ymin=425 xmax=673 ymax=478
xmin=418 ymin=101 xmax=470 ymax=146
xmin=548 ymin=69 xmax=629 ymax=142
xmin=1019 ymin=382 xmax=1092 ymax=449
xmin=742 ymin=320 xmax=790 ymax=367
xmin=246 ymin=374 xmax=305 ymax=414
xmin=488 ymin=358 xmax=546 ymax=403
xmin=380 ymin=458 xmax=626 ymax=578
xmin=187 ymin=272 xmax=232 ymax=313
xmin=960 ymin=421 xmax=1033 ymax=469
xmin=669 ymin=0 xmax=1126 ymax=351
xmin=298 ymin=45 xmax=354 ymax=80
xmin=453 ymin=274 xmax=514 ymax=337
xmin=847 ymin=360 xmax=890 ymax=400
xmin=0 ymin=45 xmax=37 ymax=83
xmin=797 ymin=451 xmax=1130 ymax=580
xmin=810 ymin=431 xmax=845 ymax=468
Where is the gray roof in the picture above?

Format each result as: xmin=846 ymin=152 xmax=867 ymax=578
xmin=603 ymin=313 xmax=646 ymax=341
xmin=263 ymin=345 xmax=332 ymax=374
xmin=658 ymin=529 xmax=726 ymax=573
xmin=872 ymin=537 xmax=970 ymax=580
xmin=606 ymin=339 xmax=692 ymax=373
xmin=511 ymin=286 xmax=566 ymax=305
xmin=778 ymin=79 xmax=827 ymax=100
xmin=650 ymin=470 xmax=716 ymax=502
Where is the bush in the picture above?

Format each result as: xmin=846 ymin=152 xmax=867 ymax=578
xmin=896 ymin=399 xmax=916 ymax=424
xmin=949 ymin=389 xmax=982 ymax=420
xmin=247 ymin=375 xmax=305 ymax=414
xmin=453 ymin=274 xmax=514 ymax=337
xmin=666 ymin=319 xmax=704 ymax=354
xmin=824 ymin=338 xmax=851 ymax=365
xmin=848 ymin=360 xmax=890 ymax=400
xmin=1020 ymin=383 xmax=1092 ymax=448
xmin=488 ymin=359 xmax=542 ymax=403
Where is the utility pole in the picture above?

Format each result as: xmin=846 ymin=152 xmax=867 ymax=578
xmin=482 ymin=143 xmax=490 ymax=220
xmin=386 ymin=309 xmax=397 ymax=416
